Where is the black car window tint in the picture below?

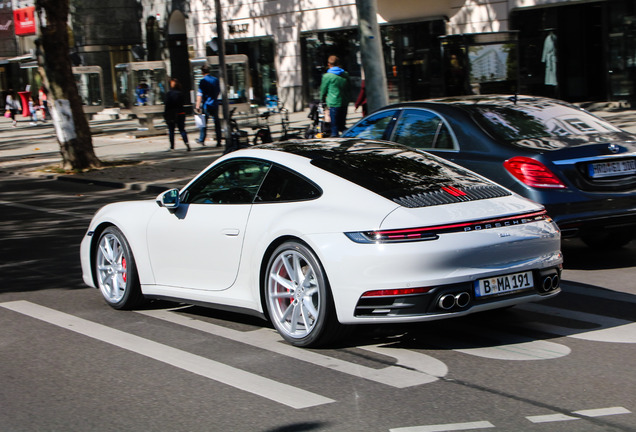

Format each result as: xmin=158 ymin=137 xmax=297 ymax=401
xmin=393 ymin=109 xmax=454 ymax=149
xmin=308 ymin=141 xmax=503 ymax=204
xmin=183 ymin=159 xmax=272 ymax=204
xmin=470 ymin=104 xmax=620 ymax=141
xmin=342 ymin=110 xmax=395 ymax=140
xmin=435 ymin=123 xmax=454 ymax=149
xmin=256 ymin=165 xmax=322 ymax=203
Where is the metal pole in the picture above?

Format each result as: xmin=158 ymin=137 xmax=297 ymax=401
xmin=356 ymin=0 xmax=388 ymax=113
xmin=214 ymin=0 xmax=231 ymax=146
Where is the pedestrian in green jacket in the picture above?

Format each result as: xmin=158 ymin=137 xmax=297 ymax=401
xmin=320 ymin=55 xmax=350 ymax=137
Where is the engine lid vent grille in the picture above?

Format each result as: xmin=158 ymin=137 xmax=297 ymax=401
xmin=394 ymin=185 xmax=511 ymax=208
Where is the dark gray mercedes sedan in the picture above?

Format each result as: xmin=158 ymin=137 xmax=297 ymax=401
xmin=343 ymin=95 xmax=636 ymax=248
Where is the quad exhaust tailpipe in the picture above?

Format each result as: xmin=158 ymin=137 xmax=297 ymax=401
xmin=542 ymin=274 xmax=560 ymax=292
xmin=438 ymin=292 xmax=471 ymax=310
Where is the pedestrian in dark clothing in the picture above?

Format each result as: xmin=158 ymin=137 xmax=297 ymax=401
xmin=320 ymin=55 xmax=351 ymax=137
xmin=195 ymin=64 xmax=222 ymax=147
xmin=164 ymin=78 xmax=190 ymax=151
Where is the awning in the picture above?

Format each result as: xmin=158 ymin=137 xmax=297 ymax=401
xmin=6 ymin=53 xmax=34 ymax=62
xmin=378 ymin=0 xmax=467 ymax=21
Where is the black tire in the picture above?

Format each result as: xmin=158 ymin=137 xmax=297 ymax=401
xmin=304 ymin=125 xmax=316 ymax=139
xmin=253 ymin=128 xmax=273 ymax=145
xmin=95 ymin=226 xmax=144 ymax=310
xmin=264 ymin=241 xmax=343 ymax=347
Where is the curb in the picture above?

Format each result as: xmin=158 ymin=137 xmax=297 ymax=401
xmin=2 ymin=167 xmax=174 ymax=194
xmin=56 ymin=174 xmax=175 ymax=194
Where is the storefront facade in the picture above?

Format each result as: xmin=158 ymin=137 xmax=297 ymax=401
xmin=174 ymin=0 xmax=636 ymax=110
xmin=175 ymin=0 xmax=457 ymax=110
xmin=5 ymin=0 xmax=636 ymax=112
xmin=450 ymin=0 xmax=636 ymax=103
xmin=511 ymin=0 xmax=636 ymax=103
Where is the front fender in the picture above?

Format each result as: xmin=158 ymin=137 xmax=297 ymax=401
xmin=82 ymin=201 xmax=161 ymax=288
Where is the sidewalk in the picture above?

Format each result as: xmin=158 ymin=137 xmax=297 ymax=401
xmin=0 ymin=106 xmax=346 ymax=194
xmin=1 ymin=104 xmax=634 ymax=194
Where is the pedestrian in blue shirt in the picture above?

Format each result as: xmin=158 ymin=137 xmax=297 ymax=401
xmin=195 ymin=64 xmax=222 ymax=147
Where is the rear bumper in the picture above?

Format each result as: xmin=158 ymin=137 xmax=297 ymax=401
xmin=352 ymin=267 xmax=562 ymax=321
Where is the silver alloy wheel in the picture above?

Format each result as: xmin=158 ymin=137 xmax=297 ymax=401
xmin=96 ymin=231 xmax=129 ymax=304
xmin=267 ymin=248 xmax=321 ymax=340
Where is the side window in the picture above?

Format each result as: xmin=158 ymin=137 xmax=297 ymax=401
xmin=393 ymin=109 xmax=454 ymax=150
xmin=183 ymin=159 xmax=271 ymax=204
xmin=342 ymin=110 xmax=396 ymax=140
xmin=256 ymin=165 xmax=322 ymax=203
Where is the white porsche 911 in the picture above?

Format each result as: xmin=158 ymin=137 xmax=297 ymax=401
xmin=80 ymin=139 xmax=562 ymax=347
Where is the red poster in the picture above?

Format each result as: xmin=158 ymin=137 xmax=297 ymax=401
xmin=14 ymin=6 xmax=36 ymax=36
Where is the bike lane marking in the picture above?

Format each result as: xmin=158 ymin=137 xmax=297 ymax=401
xmin=526 ymin=406 xmax=631 ymax=423
xmin=0 ymin=301 xmax=334 ymax=409
xmin=389 ymin=406 xmax=631 ymax=430
xmin=518 ymin=303 xmax=636 ymax=343
xmin=389 ymin=420 xmax=495 ymax=431
xmin=137 ymin=307 xmax=448 ymax=388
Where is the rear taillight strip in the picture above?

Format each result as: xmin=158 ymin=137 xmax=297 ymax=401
xmin=345 ymin=210 xmax=550 ymax=243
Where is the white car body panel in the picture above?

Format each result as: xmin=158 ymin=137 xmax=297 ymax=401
xmin=81 ymin=141 xmax=563 ymax=327
xmin=146 ymin=203 xmax=251 ymax=290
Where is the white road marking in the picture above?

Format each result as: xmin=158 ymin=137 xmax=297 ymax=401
xmin=0 ymin=301 xmax=334 ymax=409
xmin=426 ymin=326 xmax=571 ymax=361
xmin=0 ymin=199 xmax=88 ymax=218
xmin=0 ymin=259 xmax=39 ymax=270
xmin=527 ymin=406 xmax=631 ymax=423
xmin=526 ymin=413 xmax=578 ymax=423
xmin=137 ymin=307 xmax=448 ymax=387
xmin=453 ymin=337 xmax=570 ymax=361
xmin=389 ymin=420 xmax=495 ymax=431
xmin=575 ymin=406 xmax=631 ymax=417
xmin=519 ymin=303 xmax=636 ymax=343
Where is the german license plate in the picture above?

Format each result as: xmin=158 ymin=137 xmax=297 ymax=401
xmin=588 ymin=159 xmax=636 ymax=178
xmin=474 ymin=271 xmax=534 ymax=298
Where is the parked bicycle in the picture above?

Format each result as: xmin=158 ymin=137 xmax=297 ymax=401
xmin=305 ymin=101 xmax=330 ymax=138
xmin=252 ymin=105 xmax=305 ymax=145
xmin=224 ymin=107 xmax=250 ymax=154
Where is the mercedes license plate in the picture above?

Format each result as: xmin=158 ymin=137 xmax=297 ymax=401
xmin=474 ymin=271 xmax=534 ymax=298
xmin=588 ymin=159 xmax=636 ymax=178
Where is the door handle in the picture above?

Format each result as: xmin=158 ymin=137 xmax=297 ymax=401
xmin=222 ymin=228 xmax=240 ymax=236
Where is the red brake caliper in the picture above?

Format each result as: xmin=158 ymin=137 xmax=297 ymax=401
xmin=122 ymin=257 xmax=127 ymax=283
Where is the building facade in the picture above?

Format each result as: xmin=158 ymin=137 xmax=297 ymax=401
xmin=2 ymin=0 xmax=636 ymax=112
xmin=141 ymin=0 xmax=636 ymax=111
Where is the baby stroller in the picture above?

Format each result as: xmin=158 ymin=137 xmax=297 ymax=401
xmin=305 ymin=101 xmax=330 ymax=138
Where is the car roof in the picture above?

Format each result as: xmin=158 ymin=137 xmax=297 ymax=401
xmin=378 ymin=94 xmax=582 ymax=111
xmin=238 ymin=139 xmax=510 ymax=208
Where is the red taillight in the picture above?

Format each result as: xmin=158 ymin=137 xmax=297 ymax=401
xmin=345 ymin=210 xmax=550 ymax=243
xmin=361 ymin=287 xmax=432 ymax=297
xmin=504 ymin=156 xmax=566 ymax=189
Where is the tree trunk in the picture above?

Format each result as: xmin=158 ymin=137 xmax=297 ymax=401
xmin=356 ymin=0 xmax=389 ymax=114
xmin=35 ymin=0 xmax=101 ymax=171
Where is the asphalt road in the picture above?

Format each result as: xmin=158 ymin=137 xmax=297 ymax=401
xmin=1 ymin=175 xmax=635 ymax=432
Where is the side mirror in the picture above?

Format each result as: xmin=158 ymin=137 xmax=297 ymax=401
xmin=156 ymin=188 xmax=180 ymax=210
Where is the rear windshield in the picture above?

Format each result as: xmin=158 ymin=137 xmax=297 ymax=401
xmin=269 ymin=140 xmax=501 ymax=203
xmin=467 ymin=102 xmax=620 ymax=142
